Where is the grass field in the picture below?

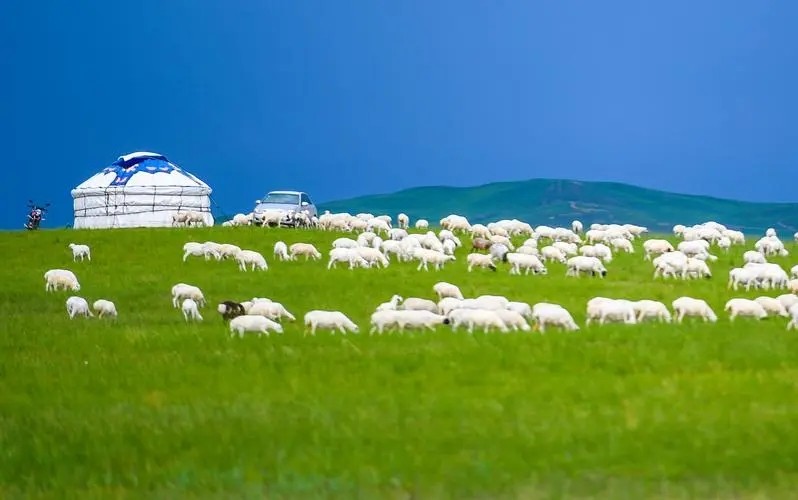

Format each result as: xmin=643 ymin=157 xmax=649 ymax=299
xmin=2 ymin=226 xmax=798 ymax=499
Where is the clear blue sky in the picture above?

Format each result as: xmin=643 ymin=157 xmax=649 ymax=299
xmin=2 ymin=0 xmax=797 ymax=228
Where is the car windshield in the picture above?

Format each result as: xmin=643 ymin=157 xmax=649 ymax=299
xmin=261 ymin=193 xmax=300 ymax=204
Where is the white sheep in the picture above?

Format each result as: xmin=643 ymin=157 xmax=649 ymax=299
xmin=397 ymin=213 xmax=409 ymax=229
xmin=332 ymin=237 xmax=359 ymax=249
xmin=743 ymin=250 xmax=767 ymax=265
xmin=586 ymin=298 xmax=636 ymax=325
xmin=303 ymin=310 xmax=360 ymax=336
xmin=229 ymin=315 xmax=283 ymax=337
xmin=506 ymin=253 xmax=547 ymax=275
xmin=171 ymin=283 xmax=205 ymax=308
xmin=566 ymin=256 xmax=607 ymax=278
xmin=379 ymin=310 xmax=450 ymax=334
xmin=448 ymin=308 xmax=508 ymax=334
xmin=182 ymin=298 xmax=203 ymax=322
xmin=356 ymin=247 xmax=390 ymax=268
xmin=289 ymin=242 xmax=322 ymax=261
xmin=327 ymin=248 xmax=369 ymax=270
xmin=754 ymin=296 xmax=790 ymax=317
xmin=492 ymin=309 xmax=531 ymax=331
xmin=725 ymin=298 xmax=768 ymax=321
xmin=540 ymin=246 xmax=567 ymax=264
xmin=182 ymin=242 xmax=219 ymax=262
xmin=236 ymin=250 xmax=268 ymax=271
xmin=571 ymin=220 xmax=583 ymax=234
xmin=432 ymin=282 xmax=464 ymax=300
xmin=274 ymin=241 xmax=292 ymax=261
xmin=248 ymin=300 xmax=296 ymax=322
xmin=642 ymin=239 xmax=674 ymax=260
xmin=45 ymin=269 xmax=80 ymax=292
xmin=92 ymin=299 xmax=117 ymax=318
xmin=632 ymin=300 xmax=671 ymax=323
xmin=530 ymin=304 xmax=580 ymax=333
xmin=788 ymin=303 xmax=798 ymax=330
xmin=401 ymin=297 xmax=439 ymax=313
xmin=779 ymin=294 xmax=798 ymax=312
xmin=218 ymin=244 xmax=242 ymax=259
xmin=66 ymin=296 xmax=93 ymax=319
xmin=376 ymin=294 xmax=404 ymax=312
xmin=415 ymin=219 xmax=429 ymax=229
xmin=69 ymin=243 xmax=91 ymax=262
xmin=413 ymin=248 xmax=455 ymax=271
xmin=791 ymin=264 xmax=798 ymax=279
xmin=466 ymin=253 xmax=497 ymax=272
xmin=507 ymin=301 xmax=533 ymax=319
xmin=672 ymin=297 xmax=717 ymax=323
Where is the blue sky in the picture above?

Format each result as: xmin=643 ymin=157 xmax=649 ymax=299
xmin=2 ymin=0 xmax=797 ymax=228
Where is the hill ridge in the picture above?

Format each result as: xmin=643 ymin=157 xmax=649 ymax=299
xmin=319 ymin=179 xmax=798 ymax=233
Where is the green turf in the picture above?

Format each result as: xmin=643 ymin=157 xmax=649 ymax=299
xmin=319 ymin=178 xmax=798 ymax=235
xmin=1 ymin=227 xmax=798 ymax=499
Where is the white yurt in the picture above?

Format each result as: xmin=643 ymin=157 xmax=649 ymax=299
xmin=71 ymin=152 xmax=214 ymax=229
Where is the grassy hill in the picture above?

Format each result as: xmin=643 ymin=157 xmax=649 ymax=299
xmin=2 ymin=226 xmax=798 ymax=497
xmin=320 ymin=179 xmax=798 ymax=234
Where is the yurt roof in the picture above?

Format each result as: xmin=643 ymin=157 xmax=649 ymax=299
xmin=73 ymin=152 xmax=211 ymax=191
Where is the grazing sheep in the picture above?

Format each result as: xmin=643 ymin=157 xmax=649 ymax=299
xmin=182 ymin=242 xmax=220 ymax=262
xmin=218 ymin=244 xmax=242 ymax=259
xmin=566 ymin=256 xmax=607 ymax=278
xmin=274 ymin=241 xmax=292 ymax=261
xmin=69 ymin=243 xmax=91 ymax=262
xmin=632 ymin=300 xmax=672 ymax=323
xmin=332 ymin=237 xmax=359 ymax=249
xmin=791 ymin=264 xmax=798 ymax=279
xmin=356 ymin=247 xmax=390 ymax=268
xmin=725 ymin=298 xmax=768 ymax=321
xmin=248 ymin=300 xmax=296 ymax=322
xmin=743 ymin=250 xmax=767 ymax=265
xmin=466 ymin=253 xmax=497 ymax=272
xmin=290 ymin=243 xmax=322 ymax=261
xmin=376 ymin=294 xmax=404 ymax=312
xmin=672 ymin=297 xmax=717 ymax=323
xmin=492 ymin=309 xmax=532 ymax=331
xmin=370 ymin=310 xmax=450 ymax=334
xmin=779 ymin=294 xmax=798 ymax=312
xmin=92 ymin=299 xmax=117 ymax=318
xmin=66 ymin=296 xmax=93 ymax=319
xmin=217 ymin=301 xmax=246 ymax=322
xmin=397 ymin=213 xmax=409 ymax=229
xmin=530 ymin=304 xmax=580 ymax=333
xmin=540 ymin=246 xmax=567 ymax=264
xmin=401 ymin=297 xmax=439 ymax=313
xmin=470 ymin=238 xmax=493 ymax=252
xmin=754 ymin=296 xmax=790 ymax=318
xmin=506 ymin=253 xmax=547 ymax=275
xmin=413 ymin=248 xmax=455 ymax=271
xmin=585 ymin=298 xmax=636 ymax=325
xmin=327 ymin=248 xmax=370 ymax=270
xmin=448 ymin=309 xmax=509 ymax=334
xmin=229 ymin=315 xmax=284 ymax=337
xmin=182 ymin=298 xmax=203 ymax=322
xmin=788 ymin=303 xmax=798 ymax=330
xmin=303 ymin=310 xmax=359 ymax=336
xmin=642 ymin=239 xmax=674 ymax=260
xmin=171 ymin=283 xmax=205 ymax=308
xmin=433 ymin=282 xmax=464 ymax=300
xmin=45 ymin=269 xmax=80 ymax=292
xmin=507 ymin=301 xmax=533 ymax=319
xmin=236 ymin=249 xmax=268 ymax=271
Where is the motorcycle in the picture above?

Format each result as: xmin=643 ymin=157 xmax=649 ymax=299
xmin=25 ymin=201 xmax=50 ymax=230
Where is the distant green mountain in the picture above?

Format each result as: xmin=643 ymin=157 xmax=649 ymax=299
xmin=319 ymin=179 xmax=798 ymax=234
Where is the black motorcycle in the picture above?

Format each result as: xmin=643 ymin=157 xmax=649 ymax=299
xmin=25 ymin=201 xmax=50 ymax=230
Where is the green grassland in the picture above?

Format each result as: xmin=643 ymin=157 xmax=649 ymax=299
xmin=2 ymin=226 xmax=798 ymax=499
xmin=320 ymin=179 xmax=798 ymax=235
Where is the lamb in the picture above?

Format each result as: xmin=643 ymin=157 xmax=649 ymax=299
xmin=788 ymin=303 xmax=798 ymax=331
xmin=274 ymin=241 xmax=292 ymax=261
xmin=609 ymin=238 xmax=634 ymax=253
xmin=171 ymin=283 xmax=205 ymax=308
xmin=725 ymin=298 xmax=768 ymax=321
xmin=182 ymin=242 xmax=219 ymax=262
xmin=754 ymin=296 xmax=790 ymax=318
xmin=182 ymin=298 xmax=203 ymax=322
xmin=401 ymin=297 xmax=439 ymax=313
xmin=671 ymin=297 xmax=718 ymax=323
xmin=68 ymin=243 xmax=91 ymax=262
xmin=66 ymin=296 xmax=93 ymax=319
xmin=229 ymin=315 xmax=284 ymax=337
xmin=248 ymin=300 xmax=296 ymax=322
xmin=397 ymin=213 xmax=410 ymax=229
xmin=506 ymin=253 xmax=547 ymax=275
xmin=327 ymin=248 xmax=370 ymax=270
xmin=632 ymin=300 xmax=672 ymax=323
xmin=492 ymin=309 xmax=532 ymax=331
xmin=530 ymin=303 xmax=580 ymax=333
xmin=684 ymin=258 xmax=712 ymax=280
xmin=172 ymin=212 xmax=189 ymax=227
xmin=448 ymin=309 xmax=509 ymax=334
xmin=372 ymin=310 xmax=450 ymax=334
xmin=236 ymin=249 xmax=268 ymax=271
xmin=218 ymin=244 xmax=242 ymax=259
xmin=566 ymin=256 xmax=607 ymax=278
xmin=303 ymin=310 xmax=360 ymax=336
xmin=585 ymin=298 xmax=636 ymax=325
xmin=642 ymin=239 xmax=674 ymax=260
xmin=432 ymin=282 xmax=464 ymax=300
xmin=743 ymin=250 xmax=767 ymax=265
xmin=540 ymin=246 xmax=567 ymax=264
xmin=466 ymin=253 xmax=497 ymax=272
xmin=413 ymin=248 xmax=455 ymax=271
xmin=92 ymin=299 xmax=117 ymax=318
xmin=44 ymin=269 xmax=80 ymax=292
xmin=217 ymin=301 xmax=246 ymax=321
xmin=289 ymin=242 xmax=322 ymax=261
xmin=376 ymin=294 xmax=404 ymax=311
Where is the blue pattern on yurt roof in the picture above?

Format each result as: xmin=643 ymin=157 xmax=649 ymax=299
xmin=101 ymin=153 xmax=182 ymax=186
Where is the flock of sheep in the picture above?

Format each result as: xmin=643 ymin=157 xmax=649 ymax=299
xmin=43 ymin=212 xmax=798 ymax=335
